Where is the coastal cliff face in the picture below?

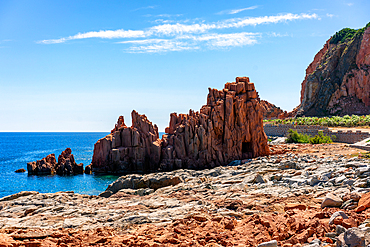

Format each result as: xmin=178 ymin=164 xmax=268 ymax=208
xmin=297 ymin=23 xmax=370 ymax=116
xmin=91 ymin=77 xmax=269 ymax=174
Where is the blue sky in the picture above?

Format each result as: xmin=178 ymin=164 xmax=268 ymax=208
xmin=0 ymin=0 xmax=369 ymax=131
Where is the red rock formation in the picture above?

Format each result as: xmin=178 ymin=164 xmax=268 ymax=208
xmin=27 ymin=154 xmax=57 ymax=175
xmin=91 ymin=77 xmax=270 ymax=173
xmin=92 ymin=111 xmax=161 ymax=173
xmin=27 ymin=148 xmax=83 ymax=175
xmin=56 ymin=148 xmax=84 ymax=175
xmin=260 ymin=100 xmax=290 ymax=119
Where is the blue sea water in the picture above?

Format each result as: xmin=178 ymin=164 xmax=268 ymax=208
xmin=0 ymin=132 xmax=119 ymax=198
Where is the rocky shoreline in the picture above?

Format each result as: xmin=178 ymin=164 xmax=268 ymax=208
xmin=1 ymin=145 xmax=370 ymax=246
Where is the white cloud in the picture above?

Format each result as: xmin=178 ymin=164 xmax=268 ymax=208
xmin=267 ymin=32 xmax=289 ymax=37
xmin=202 ymin=33 xmax=259 ymax=47
xmin=38 ymin=30 xmax=146 ymax=44
xmin=126 ymin=40 xmax=197 ymax=53
xmin=132 ymin=5 xmax=157 ymax=12
xmin=347 ymin=3 xmax=354 ymax=6
xmin=120 ymin=32 xmax=260 ymax=53
xmin=326 ymin=13 xmax=334 ymax=18
xmin=217 ymin=6 xmax=258 ymax=15
xmin=38 ymin=12 xmax=319 ymax=53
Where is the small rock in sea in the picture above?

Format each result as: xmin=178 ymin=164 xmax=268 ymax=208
xmin=84 ymin=164 xmax=92 ymax=174
xmin=257 ymin=240 xmax=277 ymax=247
xmin=15 ymin=168 xmax=26 ymax=173
xmin=321 ymin=193 xmax=343 ymax=208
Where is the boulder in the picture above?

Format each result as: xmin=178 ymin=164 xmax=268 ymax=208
xmin=91 ymin=77 xmax=270 ymax=174
xmin=336 ymin=227 xmax=370 ymax=247
xmin=101 ymin=172 xmax=183 ymax=197
xmin=321 ymin=193 xmax=343 ymax=208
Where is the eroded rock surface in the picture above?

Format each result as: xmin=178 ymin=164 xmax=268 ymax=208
xmin=2 ymin=153 xmax=370 ymax=246
xmin=91 ymin=77 xmax=269 ymax=174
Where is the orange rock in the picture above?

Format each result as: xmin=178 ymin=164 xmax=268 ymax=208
xmin=355 ymin=205 xmax=367 ymax=213
xmin=322 ymin=237 xmax=333 ymax=244
xmin=342 ymin=218 xmax=357 ymax=229
xmin=359 ymin=192 xmax=370 ymax=206
xmin=284 ymin=203 xmax=307 ymax=211
xmin=333 ymin=216 xmax=343 ymax=225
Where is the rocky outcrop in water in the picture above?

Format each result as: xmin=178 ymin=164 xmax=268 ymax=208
xmin=27 ymin=148 xmax=83 ymax=175
xmin=56 ymin=148 xmax=84 ymax=175
xmin=27 ymin=153 xmax=57 ymax=175
xmin=91 ymin=77 xmax=270 ymax=174
xmin=297 ymin=23 xmax=370 ymax=116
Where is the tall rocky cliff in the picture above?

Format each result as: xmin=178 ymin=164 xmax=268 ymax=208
xmin=297 ymin=23 xmax=370 ymax=116
xmin=91 ymin=77 xmax=269 ymax=174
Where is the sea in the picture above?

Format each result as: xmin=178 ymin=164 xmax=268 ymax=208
xmin=0 ymin=132 xmax=131 ymax=198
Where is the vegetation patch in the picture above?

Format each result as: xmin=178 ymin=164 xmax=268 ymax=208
xmin=286 ymin=129 xmax=334 ymax=144
xmin=330 ymin=22 xmax=370 ymax=45
xmin=264 ymin=114 xmax=370 ymax=127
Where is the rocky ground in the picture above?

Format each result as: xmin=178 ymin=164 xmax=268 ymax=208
xmin=1 ymin=143 xmax=370 ymax=246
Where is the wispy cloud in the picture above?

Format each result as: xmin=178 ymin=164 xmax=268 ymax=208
xmin=326 ymin=13 xmax=334 ymax=18
xmin=119 ymin=32 xmax=260 ymax=52
xmin=346 ymin=3 xmax=354 ymax=6
xmin=267 ymin=32 xmax=290 ymax=37
xmin=132 ymin=5 xmax=157 ymax=12
xmin=217 ymin=6 xmax=258 ymax=15
xmin=125 ymin=40 xmax=197 ymax=53
xmin=39 ymin=30 xmax=146 ymax=44
xmin=38 ymin=12 xmax=319 ymax=53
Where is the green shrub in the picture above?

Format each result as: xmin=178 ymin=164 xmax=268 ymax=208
xmin=309 ymin=131 xmax=334 ymax=144
xmin=286 ymin=129 xmax=310 ymax=143
xmin=330 ymin=22 xmax=370 ymax=45
xmin=330 ymin=28 xmax=357 ymax=44
xmin=285 ymin=129 xmax=334 ymax=144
